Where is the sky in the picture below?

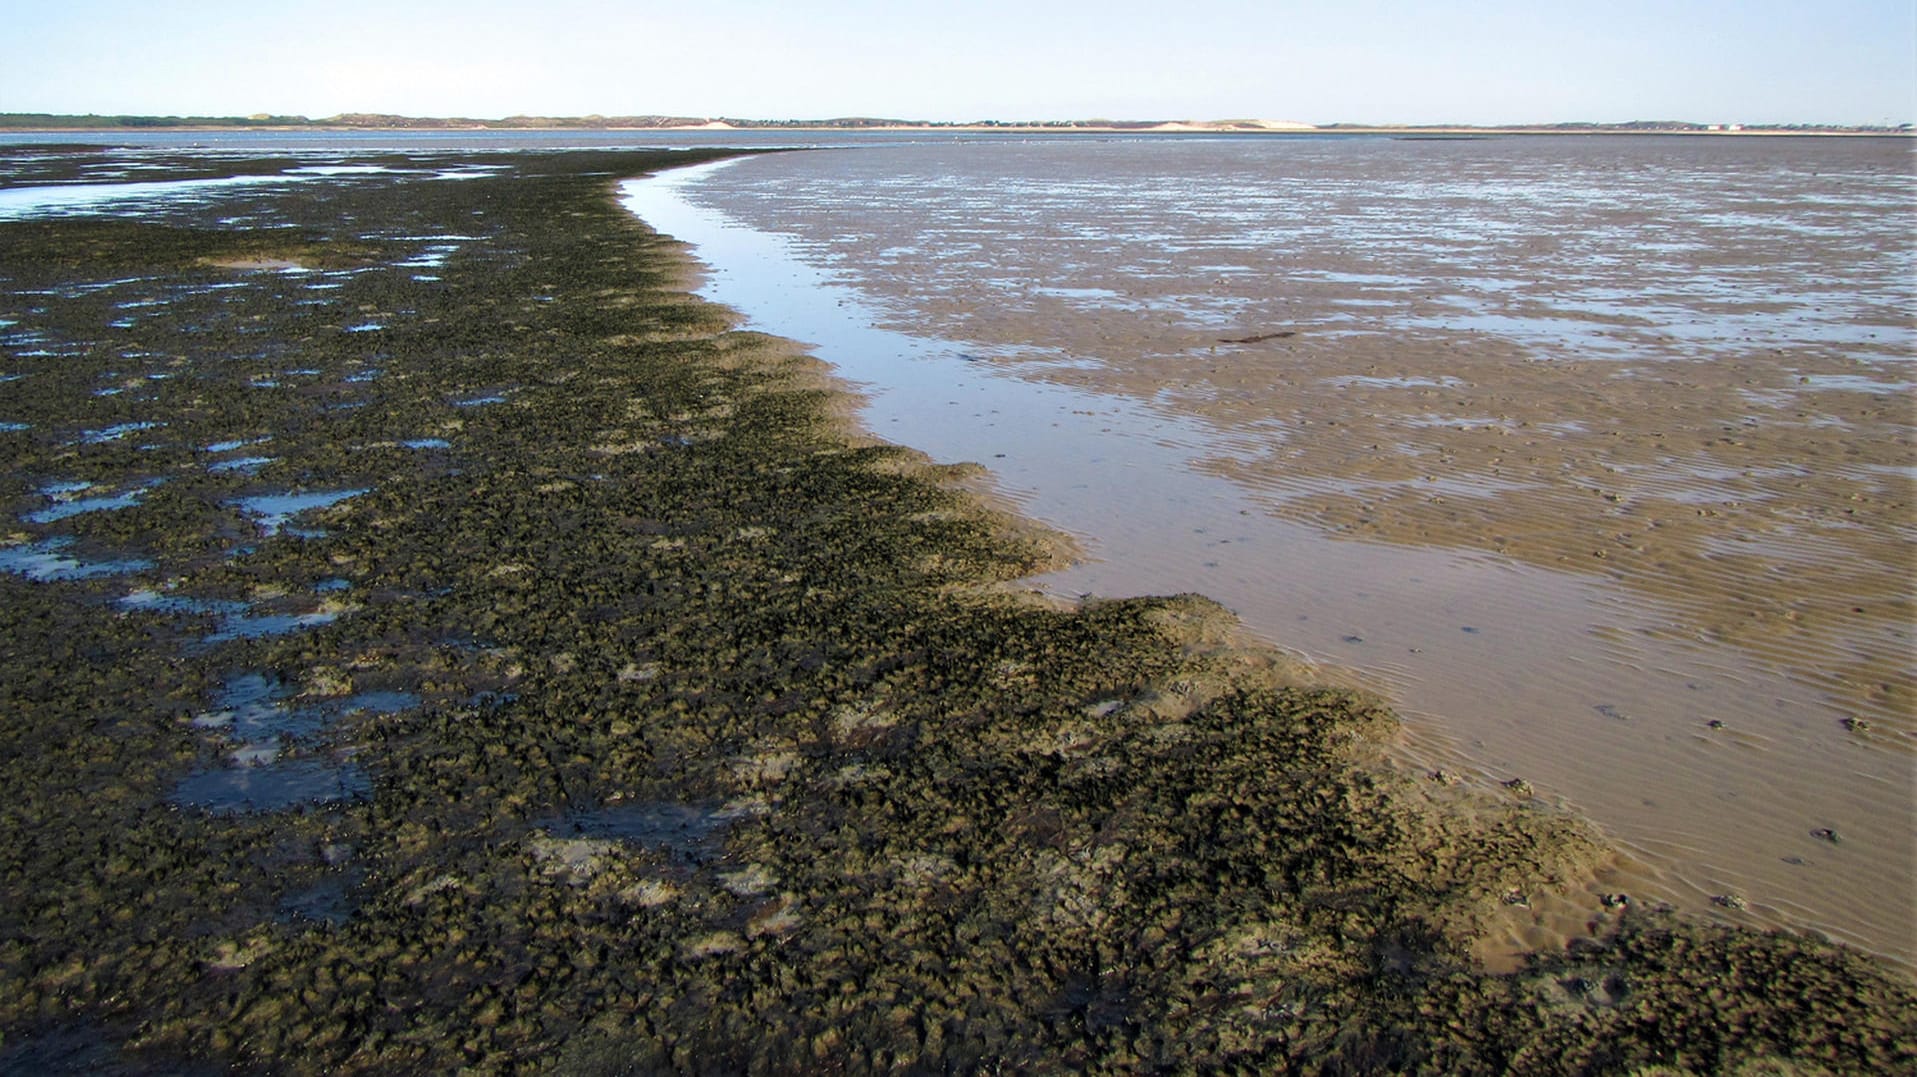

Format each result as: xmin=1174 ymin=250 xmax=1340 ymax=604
xmin=6 ymin=0 xmax=1914 ymax=126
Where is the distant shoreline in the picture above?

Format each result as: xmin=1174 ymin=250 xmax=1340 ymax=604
xmin=4 ymin=126 xmax=1906 ymax=141
xmin=2 ymin=113 xmax=1908 ymax=138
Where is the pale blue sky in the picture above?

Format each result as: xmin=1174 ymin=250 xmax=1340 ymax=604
xmin=6 ymin=0 xmax=1914 ymax=125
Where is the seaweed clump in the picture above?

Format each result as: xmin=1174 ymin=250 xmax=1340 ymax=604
xmin=0 ymin=147 xmax=1910 ymax=1074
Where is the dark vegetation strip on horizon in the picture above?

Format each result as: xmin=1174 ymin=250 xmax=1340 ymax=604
xmin=3 ymin=112 xmax=1907 ymax=133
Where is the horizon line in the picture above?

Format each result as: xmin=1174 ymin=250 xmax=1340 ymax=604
xmin=2 ymin=111 xmax=1910 ymax=133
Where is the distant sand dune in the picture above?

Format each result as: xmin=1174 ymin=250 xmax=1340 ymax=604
xmin=1148 ymin=118 xmax=1317 ymax=132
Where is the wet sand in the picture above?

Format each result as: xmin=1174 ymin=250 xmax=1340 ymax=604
xmin=637 ymin=135 xmax=1916 ymax=968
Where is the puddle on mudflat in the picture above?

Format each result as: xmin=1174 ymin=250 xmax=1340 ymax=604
xmin=170 ymin=759 xmax=371 ymax=814
xmin=203 ymin=609 xmax=341 ymax=644
xmin=189 ymin=672 xmax=295 ymax=731
xmin=229 ymin=488 xmax=369 ymax=536
xmin=400 ymin=438 xmax=451 ymax=449
xmin=556 ymin=801 xmax=749 ymax=862
xmin=205 ymin=436 xmax=272 ymax=453
xmin=208 ymin=456 xmax=276 ymax=475
xmin=0 ymin=174 xmax=297 ymax=220
xmin=122 ymin=587 xmax=353 ymax=645
xmin=284 ymin=165 xmax=398 ymax=177
xmin=454 ymin=394 xmax=508 ymax=408
xmin=1324 ymin=374 xmax=1468 ymax=390
xmin=430 ymin=165 xmax=511 ymax=182
xmin=1796 ymin=372 xmax=1913 ymax=393
xmin=0 ymin=537 xmax=152 ymax=581
xmin=174 ymin=675 xmax=415 ymax=813
xmin=278 ymin=875 xmax=357 ymax=927
xmin=120 ymin=589 xmax=252 ymax=618
xmin=189 ymin=674 xmax=416 ymax=741
xmin=396 ymin=243 xmax=462 ymax=268
xmin=76 ymin=421 xmax=164 ymax=445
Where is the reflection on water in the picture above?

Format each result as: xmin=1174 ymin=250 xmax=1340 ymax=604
xmin=23 ymin=478 xmax=161 ymax=523
xmin=171 ymin=759 xmax=370 ymax=814
xmin=229 ymin=488 xmax=370 ymax=536
xmin=172 ymin=675 xmax=415 ymax=814
xmin=0 ymin=537 xmax=152 ymax=581
xmin=0 ymin=174 xmax=299 ymax=219
xmin=624 ymin=134 xmax=1916 ymax=968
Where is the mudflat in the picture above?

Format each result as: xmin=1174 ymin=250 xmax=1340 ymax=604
xmin=0 ymin=145 xmax=1909 ymax=1073
xmin=658 ymin=135 xmax=1915 ymax=967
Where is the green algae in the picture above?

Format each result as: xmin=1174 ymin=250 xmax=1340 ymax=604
xmin=0 ymin=147 xmax=1910 ymax=1075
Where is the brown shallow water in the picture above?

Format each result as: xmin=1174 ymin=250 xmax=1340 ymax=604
xmin=629 ymin=134 xmax=1915 ymax=969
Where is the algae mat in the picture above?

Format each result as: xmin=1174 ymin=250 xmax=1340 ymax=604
xmin=0 ymin=146 xmax=1908 ymax=1074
